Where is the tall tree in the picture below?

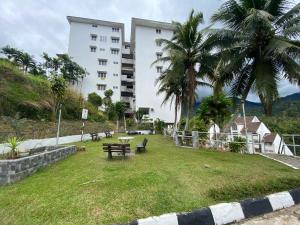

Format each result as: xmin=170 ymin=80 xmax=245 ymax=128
xmin=155 ymin=54 xmax=185 ymax=134
xmin=42 ymin=53 xmax=87 ymax=82
xmin=156 ymin=10 xmax=210 ymax=130
xmin=49 ymin=74 xmax=67 ymax=119
xmin=208 ymin=0 xmax=300 ymax=116
xmin=115 ymin=101 xmax=127 ymax=131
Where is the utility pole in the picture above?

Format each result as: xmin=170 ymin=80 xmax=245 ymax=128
xmin=241 ymin=99 xmax=249 ymax=153
xmin=56 ymin=104 xmax=62 ymax=146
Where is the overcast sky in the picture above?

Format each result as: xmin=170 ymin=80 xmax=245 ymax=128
xmin=0 ymin=0 xmax=299 ymax=102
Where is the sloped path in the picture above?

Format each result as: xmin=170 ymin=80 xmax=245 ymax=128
xmin=236 ymin=204 xmax=300 ymax=225
xmin=261 ymin=154 xmax=300 ymax=169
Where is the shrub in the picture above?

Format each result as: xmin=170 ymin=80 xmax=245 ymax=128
xmin=189 ymin=117 xmax=207 ymax=132
xmin=7 ymin=136 xmax=21 ymax=158
xmin=136 ymin=123 xmax=153 ymax=130
xmin=229 ymin=136 xmax=246 ymax=153
xmin=88 ymin=92 xmax=102 ymax=107
xmin=154 ymin=119 xmax=165 ymax=134
xmin=126 ymin=118 xmax=136 ymax=129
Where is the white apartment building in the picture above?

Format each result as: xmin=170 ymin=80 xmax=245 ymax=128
xmin=67 ymin=16 xmax=177 ymax=123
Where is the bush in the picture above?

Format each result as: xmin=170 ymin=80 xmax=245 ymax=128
xmin=136 ymin=123 xmax=153 ymax=130
xmin=229 ymin=136 xmax=246 ymax=153
xmin=88 ymin=92 xmax=102 ymax=107
xmin=154 ymin=119 xmax=165 ymax=134
xmin=126 ymin=118 xmax=136 ymax=129
xmin=189 ymin=117 xmax=207 ymax=132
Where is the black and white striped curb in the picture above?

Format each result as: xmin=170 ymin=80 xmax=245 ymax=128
xmin=111 ymin=187 xmax=300 ymax=225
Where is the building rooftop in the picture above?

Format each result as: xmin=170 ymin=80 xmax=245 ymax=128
xmin=235 ymin=116 xmax=256 ymax=125
xmin=241 ymin=122 xmax=261 ymax=133
xmin=130 ymin=17 xmax=176 ymax=48
xmin=67 ymin=16 xmax=125 ymax=42
xmin=263 ymin=133 xmax=277 ymax=143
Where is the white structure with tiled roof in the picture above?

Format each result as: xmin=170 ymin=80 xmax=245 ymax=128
xmin=228 ymin=116 xmax=293 ymax=155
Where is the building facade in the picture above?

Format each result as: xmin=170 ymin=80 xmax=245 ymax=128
xmin=67 ymin=16 xmax=177 ymax=123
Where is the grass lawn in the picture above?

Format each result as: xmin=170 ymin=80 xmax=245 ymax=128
xmin=0 ymin=135 xmax=300 ymax=225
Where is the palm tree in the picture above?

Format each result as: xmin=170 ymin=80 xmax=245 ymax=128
xmin=156 ymin=54 xmax=185 ymax=134
xmin=156 ymin=10 xmax=210 ymax=130
xmin=17 ymin=52 xmax=36 ymax=73
xmin=197 ymin=93 xmax=232 ymax=130
xmin=208 ymin=0 xmax=300 ymax=116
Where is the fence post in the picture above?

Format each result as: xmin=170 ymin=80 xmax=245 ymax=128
xmin=174 ymin=133 xmax=180 ymax=146
xmin=192 ymin=131 xmax=199 ymax=149
xmin=292 ymin=135 xmax=296 ymax=156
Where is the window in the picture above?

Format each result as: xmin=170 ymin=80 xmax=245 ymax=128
xmin=99 ymin=48 xmax=105 ymax=51
xmin=112 ymin=27 xmax=120 ymax=32
xmin=91 ymin=34 xmax=97 ymax=41
xmin=113 ymin=86 xmax=118 ymax=89
xmin=97 ymin=84 xmax=106 ymax=91
xmin=125 ymin=44 xmax=130 ymax=49
xmin=90 ymin=46 xmax=96 ymax=52
xmin=99 ymin=36 xmax=107 ymax=42
xmin=156 ymin=41 xmax=162 ymax=47
xmin=98 ymin=71 xmax=107 ymax=79
xmin=92 ymin=24 xmax=98 ymax=28
xmin=156 ymin=66 xmax=163 ymax=73
xmin=111 ymin=48 xmax=120 ymax=55
xmin=98 ymin=59 xmax=107 ymax=65
xmin=156 ymin=52 xmax=162 ymax=59
xmin=113 ymin=61 xmax=118 ymax=64
xmin=113 ymin=73 xmax=118 ymax=76
xmin=111 ymin=37 xmax=120 ymax=43
xmin=156 ymin=29 xmax=161 ymax=34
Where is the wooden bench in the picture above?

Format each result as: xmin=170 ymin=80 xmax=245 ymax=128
xmin=90 ymin=133 xmax=101 ymax=141
xmin=103 ymin=143 xmax=131 ymax=159
xmin=104 ymin=131 xmax=113 ymax=138
xmin=136 ymin=138 xmax=148 ymax=153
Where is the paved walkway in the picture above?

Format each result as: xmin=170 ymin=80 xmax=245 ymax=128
xmin=236 ymin=204 xmax=300 ymax=225
xmin=262 ymin=154 xmax=300 ymax=169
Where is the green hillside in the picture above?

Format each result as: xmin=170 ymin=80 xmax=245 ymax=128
xmin=0 ymin=59 xmax=104 ymax=121
xmin=244 ymin=93 xmax=300 ymax=117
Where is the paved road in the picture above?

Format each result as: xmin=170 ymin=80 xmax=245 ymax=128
xmin=236 ymin=204 xmax=300 ymax=225
xmin=263 ymin=154 xmax=300 ymax=169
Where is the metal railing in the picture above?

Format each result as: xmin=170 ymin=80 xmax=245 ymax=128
xmin=166 ymin=130 xmax=300 ymax=156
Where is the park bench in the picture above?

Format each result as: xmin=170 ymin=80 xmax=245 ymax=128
xmin=103 ymin=143 xmax=131 ymax=159
xmin=104 ymin=131 xmax=113 ymax=138
xmin=90 ymin=133 xmax=101 ymax=141
xmin=136 ymin=138 xmax=148 ymax=153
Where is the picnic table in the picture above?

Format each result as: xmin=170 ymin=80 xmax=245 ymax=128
xmin=118 ymin=136 xmax=134 ymax=143
xmin=90 ymin=133 xmax=101 ymax=141
xmin=103 ymin=143 xmax=131 ymax=159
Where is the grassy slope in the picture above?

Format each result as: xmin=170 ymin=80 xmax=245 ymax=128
xmin=0 ymin=60 xmax=52 ymax=116
xmin=0 ymin=59 xmax=106 ymax=122
xmin=0 ymin=135 xmax=300 ymax=224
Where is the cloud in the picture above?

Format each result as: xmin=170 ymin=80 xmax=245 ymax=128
xmin=0 ymin=0 xmax=299 ymax=101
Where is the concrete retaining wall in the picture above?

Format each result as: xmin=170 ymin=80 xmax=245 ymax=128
xmin=0 ymin=131 xmax=113 ymax=154
xmin=0 ymin=145 xmax=77 ymax=186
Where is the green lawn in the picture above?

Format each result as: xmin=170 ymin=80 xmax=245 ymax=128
xmin=0 ymin=135 xmax=300 ymax=225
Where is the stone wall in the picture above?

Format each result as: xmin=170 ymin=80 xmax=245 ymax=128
xmin=0 ymin=145 xmax=77 ymax=186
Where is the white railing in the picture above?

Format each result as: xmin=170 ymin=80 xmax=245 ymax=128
xmin=169 ymin=130 xmax=297 ymax=156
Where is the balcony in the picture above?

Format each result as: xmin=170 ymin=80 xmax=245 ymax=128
xmin=122 ymin=70 xmax=134 ymax=75
xmin=121 ymin=80 xmax=135 ymax=86
xmin=121 ymin=91 xmax=134 ymax=97
xmin=122 ymin=54 xmax=134 ymax=59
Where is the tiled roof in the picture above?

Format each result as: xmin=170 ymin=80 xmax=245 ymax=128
xmin=235 ymin=116 xmax=255 ymax=125
xmin=241 ymin=122 xmax=261 ymax=133
xmin=263 ymin=133 xmax=277 ymax=143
